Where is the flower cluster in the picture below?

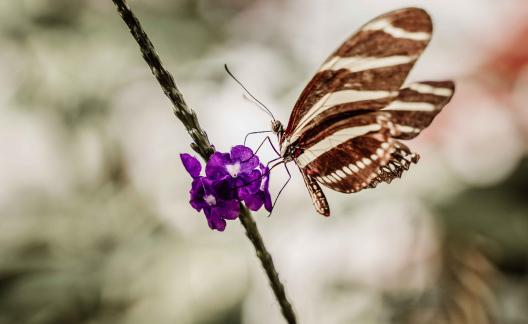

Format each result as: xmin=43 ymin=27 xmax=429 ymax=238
xmin=180 ymin=145 xmax=272 ymax=231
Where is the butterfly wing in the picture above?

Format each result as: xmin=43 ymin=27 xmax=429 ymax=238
xmin=381 ymin=81 xmax=455 ymax=139
xmin=298 ymin=81 xmax=454 ymax=195
xmin=282 ymin=7 xmax=434 ymax=145
xmin=296 ymin=112 xmax=406 ymax=194
xmin=280 ymin=8 xmax=455 ymax=215
xmin=304 ymin=134 xmax=420 ymax=194
xmin=299 ymin=167 xmax=330 ymax=216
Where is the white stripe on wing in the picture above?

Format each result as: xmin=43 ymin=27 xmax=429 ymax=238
xmin=363 ymin=18 xmax=431 ymax=41
xmin=382 ymin=100 xmax=436 ymax=112
xmin=319 ymin=55 xmax=416 ymax=73
xmin=409 ymin=83 xmax=453 ymax=97
xmin=295 ymin=123 xmax=382 ymax=168
xmin=291 ymin=89 xmax=397 ymax=140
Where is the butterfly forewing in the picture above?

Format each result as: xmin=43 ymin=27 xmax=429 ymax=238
xmin=381 ymin=81 xmax=455 ymax=139
xmin=282 ymin=8 xmax=433 ymax=144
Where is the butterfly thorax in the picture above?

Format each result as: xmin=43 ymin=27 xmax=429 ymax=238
xmin=279 ymin=138 xmax=304 ymax=163
xmin=281 ymin=144 xmax=297 ymax=162
xmin=272 ymin=120 xmax=298 ymax=162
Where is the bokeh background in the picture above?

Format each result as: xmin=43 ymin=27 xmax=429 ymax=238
xmin=1 ymin=0 xmax=527 ymax=323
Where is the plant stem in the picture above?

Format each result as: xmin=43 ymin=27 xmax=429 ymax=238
xmin=110 ymin=1 xmax=297 ymax=323
xmin=238 ymin=207 xmax=296 ymax=324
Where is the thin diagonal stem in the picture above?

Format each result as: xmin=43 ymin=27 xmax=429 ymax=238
xmin=110 ymin=1 xmax=296 ymax=323
xmin=238 ymin=206 xmax=296 ymax=324
xmin=112 ymin=0 xmax=213 ymax=160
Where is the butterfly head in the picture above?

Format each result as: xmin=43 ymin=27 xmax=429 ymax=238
xmin=271 ymin=120 xmax=284 ymax=136
xmin=271 ymin=120 xmax=290 ymax=158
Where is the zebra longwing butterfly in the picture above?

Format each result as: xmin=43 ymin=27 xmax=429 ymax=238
xmin=272 ymin=7 xmax=455 ymax=216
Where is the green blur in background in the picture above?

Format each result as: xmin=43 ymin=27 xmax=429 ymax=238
xmin=0 ymin=1 xmax=527 ymax=323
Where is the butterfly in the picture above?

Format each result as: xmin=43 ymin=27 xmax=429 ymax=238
xmin=270 ymin=7 xmax=455 ymax=216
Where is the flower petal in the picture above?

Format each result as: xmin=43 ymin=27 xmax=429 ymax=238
xmin=205 ymin=152 xmax=231 ymax=179
xmin=180 ymin=154 xmax=202 ymax=178
xmin=237 ymin=170 xmax=261 ymax=196
xmin=263 ymin=191 xmax=273 ymax=212
xmin=220 ymin=200 xmax=240 ymax=220
xmin=259 ymin=164 xmax=270 ymax=188
xmin=259 ymin=163 xmax=272 ymax=212
xmin=189 ymin=177 xmax=207 ymax=211
xmin=207 ymin=209 xmax=227 ymax=231
xmin=230 ymin=145 xmax=254 ymax=161
xmin=244 ymin=193 xmax=264 ymax=211
xmin=231 ymin=145 xmax=259 ymax=172
xmin=211 ymin=176 xmax=238 ymax=201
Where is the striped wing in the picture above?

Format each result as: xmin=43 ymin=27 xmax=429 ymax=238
xmin=297 ymin=113 xmax=419 ymax=194
xmin=381 ymin=81 xmax=455 ymax=139
xmin=300 ymin=167 xmax=330 ymax=216
xmin=306 ymin=138 xmax=420 ymax=193
xmin=281 ymin=7 xmax=456 ymax=215
xmin=282 ymin=7 xmax=433 ymax=145
xmin=296 ymin=82 xmax=453 ymax=196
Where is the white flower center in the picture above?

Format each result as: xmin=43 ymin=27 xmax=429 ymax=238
xmin=204 ymin=194 xmax=216 ymax=206
xmin=226 ymin=162 xmax=241 ymax=177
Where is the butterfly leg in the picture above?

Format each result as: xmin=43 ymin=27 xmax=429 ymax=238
xmin=266 ymin=156 xmax=283 ymax=168
xmin=267 ymin=161 xmax=291 ymax=217
xmin=241 ymin=136 xmax=281 ymax=165
xmin=243 ymin=130 xmax=274 ymax=146
xmin=233 ymin=156 xmax=283 ymax=191
xmin=255 ymin=136 xmax=281 ymax=156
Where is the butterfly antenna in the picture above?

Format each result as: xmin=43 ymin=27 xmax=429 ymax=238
xmin=224 ymin=64 xmax=276 ymax=121
xmin=242 ymin=94 xmax=275 ymax=119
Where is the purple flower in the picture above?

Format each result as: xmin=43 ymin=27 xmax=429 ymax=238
xmin=188 ymin=176 xmax=240 ymax=231
xmin=181 ymin=153 xmax=202 ymax=178
xmin=181 ymin=153 xmax=240 ymax=231
xmin=180 ymin=146 xmax=271 ymax=232
xmin=205 ymin=145 xmax=259 ymax=180
xmin=238 ymin=164 xmax=272 ymax=212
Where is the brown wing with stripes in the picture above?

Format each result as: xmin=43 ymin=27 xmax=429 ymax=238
xmin=298 ymin=110 xmax=420 ymax=195
xmin=297 ymin=80 xmax=454 ymax=197
xmin=300 ymin=167 xmax=330 ymax=216
xmin=281 ymin=8 xmax=455 ymax=215
xmin=281 ymin=8 xmax=433 ymax=144
xmin=305 ymin=137 xmax=420 ymax=194
xmin=381 ymin=81 xmax=455 ymax=139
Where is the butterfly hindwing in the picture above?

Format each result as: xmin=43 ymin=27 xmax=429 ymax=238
xmin=367 ymin=141 xmax=420 ymax=188
xmin=296 ymin=112 xmax=418 ymax=194
xmin=305 ymin=134 xmax=394 ymax=193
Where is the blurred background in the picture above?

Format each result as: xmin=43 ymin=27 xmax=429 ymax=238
xmin=1 ymin=0 xmax=527 ymax=323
